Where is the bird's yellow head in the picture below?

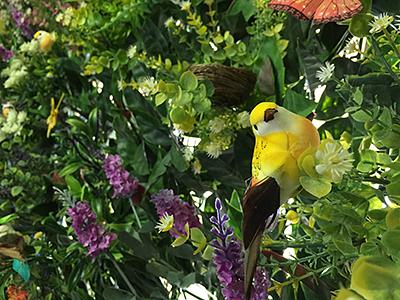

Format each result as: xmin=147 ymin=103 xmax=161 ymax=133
xmin=250 ymin=102 xmax=282 ymax=136
xmin=34 ymin=31 xmax=45 ymax=39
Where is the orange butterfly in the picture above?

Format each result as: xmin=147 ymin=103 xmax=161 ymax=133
xmin=268 ymin=0 xmax=363 ymax=23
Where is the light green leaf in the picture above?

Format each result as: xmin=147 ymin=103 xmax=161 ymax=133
xmin=351 ymin=110 xmax=371 ymax=122
xmin=155 ymin=93 xmax=168 ymax=106
xmin=300 ymin=176 xmax=332 ymax=198
xmin=190 ymin=228 xmax=207 ymax=255
xmin=65 ymin=175 xmax=82 ymax=197
xmin=353 ymin=88 xmax=363 ymax=105
xmin=180 ymin=71 xmax=198 ymax=91
xmin=201 ymin=245 xmax=213 ymax=260
xmin=11 ymin=186 xmax=23 ymax=197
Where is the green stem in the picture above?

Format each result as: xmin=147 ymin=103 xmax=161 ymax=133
xmin=382 ymin=28 xmax=400 ymax=59
xmin=268 ymin=265 xmax=328 ymax=292
xmin=370 ymin=37 xmax=400 ymax=85
xmin=182 ymin=289 xmax=205 ymax=300
xmin=362 ymin=177 xmax=389 ymax=185
xmin=129 ymin=200 xmax=142 ymax=229
xmin=262 ymin=252 xmax=327 ymax=268
xmin=263 ymin=241 xmax=324 ymax=251
xmin=108 ymin=252 xmax=136 ymax=295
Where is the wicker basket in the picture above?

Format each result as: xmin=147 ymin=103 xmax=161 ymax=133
xmin=189 ymin=63 xmax=256 ymax=107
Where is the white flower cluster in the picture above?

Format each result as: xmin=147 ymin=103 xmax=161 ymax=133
xmin=0 ymin=107 xmax=27 ymax=142
xmin=1 ymin=58 xmax=28 ymax=89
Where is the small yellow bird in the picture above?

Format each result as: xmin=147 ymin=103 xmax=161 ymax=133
xmin=34 ymin=31 xmax=56 ymax=52
xmin=243 ymin=102 xmax=320 ymax=299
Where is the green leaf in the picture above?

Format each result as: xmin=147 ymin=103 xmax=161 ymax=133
xmin=386 ymin=208 xmax=400 ymax=229
xmin=382 ymin=230 xmax=400 ymax=257
xmin=228 ymin=190 xmax=242 ymax=212
xmin=227 ymin=0 xmax=256 ymax=21
xmin=353 ymin=88 xmax=364 ymax=105
xmin=283 ymin=89 xmax=317 ymax=117
xmin=0 ymin=214 xmax=18 ymax=225
xmin=155 ymin=93 xmax=168 ymax=106
xmin=172 ymin=223 xmax=189 ymax=247
xmin=66 ymin=118 xmax=91 ymax=136
xmin=351 ymin=110 xmax=371 ymax=122
xmin=59 ymin=162 xmax=82 ymax=177
xmin=333 ymin=236 xmax=356 ymax=255
xmin=131 ymin=142 xmax=150 ymax=176
xmin=190 ymin=228 xmax=207 ymax=255
xmin=300 ymin=176 xmax=332 ymax=198
xmin=201 ymin=245 xmax=213 ymax=260
xmin=192 ymin=97 xmax=211 ymax=113
xmin=170 ymin=107 xmax=189 ymax=124
xmin=64 ymin=175 xmax=82 ymax=197
xmin=88 ymin=107 xmax=98 ymax=134
xmin=387 ymin=179 xmax=400 ymax=196
xmin=170 ymin=145 xmax=188 ymax=172
xmin=351 ymin=256 xmax=400 ymax=297
xmin=379 ymin=107 xmax=392 ymax=126
xmin=180 ymin=71 xmax=198 ymax=91
xmin=360 ymin=241 xmax=380 ymax=256
xmin=11 ymin=186 xmax=23 ymax=197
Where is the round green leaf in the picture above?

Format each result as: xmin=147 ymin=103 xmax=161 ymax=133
xmin=180 ymin=71 xmax=198 ymax=91
xmin=386 ymin=208 xmax=400 ymax=229
xmin=300 ymin=176 xmax=332 ymax=198
xmin=170 ymin=107 xmax=189 ymax=124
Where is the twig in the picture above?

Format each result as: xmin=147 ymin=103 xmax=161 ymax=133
xmin=108 ymin=252 xmax=136 ymax=296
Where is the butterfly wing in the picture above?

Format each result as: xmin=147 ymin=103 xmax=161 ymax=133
xmin=12 ymin=259 xmax=31 ymax=282
xmin=313 ymin=0 xmax=362 ymax=23
xmin=268 ymin=0 xmax=325 ymax=20
xmin=268 ymin=0 xmax=362 ymax=23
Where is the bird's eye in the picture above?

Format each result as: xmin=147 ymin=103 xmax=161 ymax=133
xmin=253 ymin=125 xmax=258 ymax=131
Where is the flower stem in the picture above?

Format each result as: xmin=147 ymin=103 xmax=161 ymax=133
xmin=382 ymin=28 xmax=400 ymax=59
xmin=108 ymin=252 xmax=136 ymax=295
xmin=129 ymin=200 xmax=142 ymax=229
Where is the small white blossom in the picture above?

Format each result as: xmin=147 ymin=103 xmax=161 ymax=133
xmin=127 ymin=45 xmax=137 ymax=59
xmin=316 ymin=62 xmax=335 ymax=83
xmin=237 ymin=111 xmax=250 ymax=128
xmin=208 ymin=117 xmax=225 ymax=134
xmin=20 ymin=40 xmax=39 ymax=54
xmin=164 ymin=17 xmax=175 ymax=29
xmin=315 ymin=140 xmax=353 ymax=183
xmin=117 ymin=80 xmax=125 ymax=91
xmin=138 ymin=76 xmax=157 ymax=97
xmin=369 ymin=13 xmax=393 ymax=34
xmin=155 ymin=214 xmax=174 ymax=233
xmin=204 ymin=142 xmax=222 ymax=159
xmin=180 ymin=1 xmax=191 ymax=11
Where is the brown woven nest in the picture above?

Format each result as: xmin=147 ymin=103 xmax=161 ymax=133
xmin=189 ymin=63 xmax=256 ymax=107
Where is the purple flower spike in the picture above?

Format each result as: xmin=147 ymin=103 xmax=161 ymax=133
xmin=68 ymin=202 xmax=116 ymax=258
xmin=103 ymin=154 xmax=144 ymax=203
xmin=0 ymin=45 xmax=13 ymax=62
xmin=210 ymin=198 xmax=270 ymax=300
xmin=11 ymin=8 xmax=32 ymax=38
xmin=151 ymin=189 xmax=201 ymax=237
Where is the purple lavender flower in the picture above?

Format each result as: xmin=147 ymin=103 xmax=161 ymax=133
xmin=210 ymin=198 xmax=270 ymax=300
xmin=68 ymin=201 xmax=116 ymax=257
xmin=103 ymin=154 xmax=144 ymax=202
xmin=151 ymin=189 xmax=201 ymax=237
xmin=0 ymin=45 xmax=13 ymax=62
xmin=11 ymin=8 xmax=32 ymax=38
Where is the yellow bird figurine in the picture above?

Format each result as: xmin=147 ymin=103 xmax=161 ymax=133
xmin=34 ymin=30 xmax=55 ymax=52
xmin=243 ymin=102 xmax=320 ymax=299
